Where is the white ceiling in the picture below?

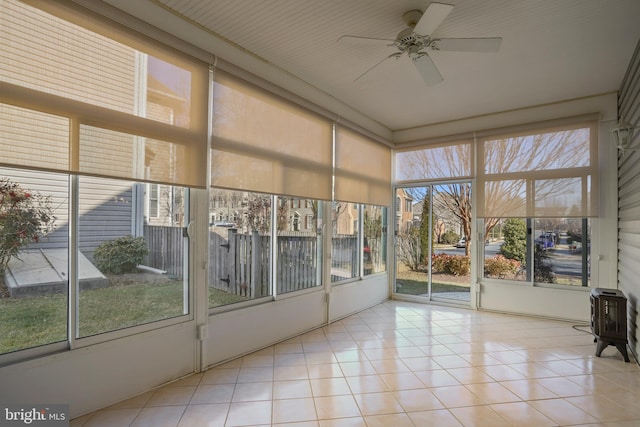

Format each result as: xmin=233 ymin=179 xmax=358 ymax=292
xmin=102 ymin=0 xmax=640 ymax=137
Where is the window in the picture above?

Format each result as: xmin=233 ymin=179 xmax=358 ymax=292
xmin=331 ymin=202 xmax=359 ymax=282
xmin=277 ymin=197 xmax=323 ymax=295
xmin=483 ymin=217 xmax=590 ymax=287
xmin=148 ymin=184 xmax=159 ymax=218
xmin=0 ymin=168 xmax=68 ymax=355
xmin=77 ymin=177 xmax=189 ymax=338
xmin=208 ymin=189 xmax=272 ymax=308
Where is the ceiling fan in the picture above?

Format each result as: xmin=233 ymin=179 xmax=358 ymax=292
xmin=338 ymin=2 xmax=502 ymax=86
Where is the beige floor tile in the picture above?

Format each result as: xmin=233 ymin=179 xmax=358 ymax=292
xmin=273 ymin=341 xmax=303 ymax=354
xmin=225 ymin=401 xmax=272 ymax=426
xmin=499 ymin=379 xmax=558 ymax=400
xmin=236 ymin=367 xmax=273 ymax=383
xmin=107 ymin=391 xmax=154 ymax=409
xmin=379 ymin=371 xmax=425 ymax=390
xmin=314 ymin=395 xmax=361 ymax=419
xmin=369 ymin=358 xmax=410 ymax=374
xmin=565 ymin=395 xmax=640 ymax=422
xmin=305 ymin=351 xmax=338 ymax=365
xmin=306 ymin=363 xmax=343 ymax=379
xmin=146 ymin=386 xmax=196 ymax=407
xmin=431 ymin=354 xmax=472 ymax=369
xmin=274 ymin=364 xmax=309 ymax=381
xmin=274 ymin=352 xmax=307 ymax=366
xmin=480 ymin=364 xmax=527 ymax=381
xmin=431 ymin=385 xmax=485 ymax=408
xmin=363 ymin=412 xmax=416 ymax=427
xmin=353 ymin=391 xmax=404 ymax=416
xmin=130 ymin=406 xmax=186 ymax=427
xmin=83 ymin=408 xmax=140 ymax=427
xmin=339 ymin=361 xmax=377 ymax=376
xmin=393 ymin=388 xmax=445 ymax=412
xmin=448 ymin=405 xmax=512 ymax=427
xmin=536 ymin=376 xmax=591 ymax=397
xmin=489 ymin=401 xmax=556 ymax=426
xmin=407 ymin=409 xmax=463 ymax=426
xmin=447 ymin=367 xmax=495 ymax=384
xmin=464 ymin=382 xmax=521 ymax=404
xmin=272 ymin=397 xmax=317 ymax=424
xmin=401 ymin=355 xmax=441 ymax=371
xmin=317 ymin=418 xmax=366 ymax=427
xmin=200 ymin=367 xmax=239 ymax=385
xmin=176 ymin=403 xmax=229 ymax=427
xmin=189 ymin=383 xmax=235 ymax=404
xmin=345 ymin=374 xmax=390 ymax=394
xmin=458 ymin=352 xmax=502 ymax=367
xmin=414 ymin=369 xmax=461 ymax=387
xmin=273 ymin=379 xmax=313 ymax=399
xmin=509 ymin=362 xmax=560 ymax=378
xmin=240 ymin=354 xmax=274 ymax=368
xmin=310 ymin=377 xmax=352 ymax=396
xmin=231 ymin=381 xmax=273 ymax=402
xmin=528 ymin=398 xmax=599 ymax=425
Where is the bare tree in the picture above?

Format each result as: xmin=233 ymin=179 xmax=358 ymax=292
xmin=397 ymin=129 xmax=589 ymax=256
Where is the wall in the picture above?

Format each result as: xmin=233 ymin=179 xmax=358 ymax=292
xmin=617 ymin=38 xmax=640 ymax=362
xmin=0 ymin=321 xmax=196 ymax=418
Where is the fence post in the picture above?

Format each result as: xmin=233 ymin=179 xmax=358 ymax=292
xmin=251 ymin=230 xmax=261 ymax=297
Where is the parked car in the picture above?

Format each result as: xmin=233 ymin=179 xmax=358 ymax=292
xmin=455 ymin=238 xmax=466 ymax=248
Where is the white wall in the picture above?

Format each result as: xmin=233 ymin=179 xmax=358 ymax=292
xmin=0 ymin=321 xmax=196 ymax=418
xmin=329 ymin=274 xmax=389 ymax=322
xmin=204 ymin=290 xmax=327 ymax=366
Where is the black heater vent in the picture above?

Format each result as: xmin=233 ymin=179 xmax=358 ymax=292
xmin=590 ymin=288 xmax=629 ymax=362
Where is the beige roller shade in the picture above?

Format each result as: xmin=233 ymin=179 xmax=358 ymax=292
xmin=211 ymin=72 xmax=333 ymax=200
xmin=335 ymin=126 xmax=391 ymax=206
xmin=0 ymin=0 xmax=209 ymax=187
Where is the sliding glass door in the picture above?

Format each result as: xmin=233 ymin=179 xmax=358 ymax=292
xmin=394 ymin=182 xmax=471 ymax=304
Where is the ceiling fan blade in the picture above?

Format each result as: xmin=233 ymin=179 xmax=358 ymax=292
xmin=435 ymin=37 xmax=502 ymax=52
xmin=354 ymin=53 xmax=399 ymax=82
xmin=414 ymin=2 xmax=454 ymax=36
xmin=412 ymin=53 xmax=443 ymax=86
xmin=337 ymin=35 xmax=395 ymax=45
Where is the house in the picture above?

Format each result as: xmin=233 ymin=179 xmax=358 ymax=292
xmin=1 ymin=0 xmax=639 ymax=422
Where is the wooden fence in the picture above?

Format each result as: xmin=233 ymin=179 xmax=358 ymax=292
xmin=143 ymin=225 xmax=185 ymax=277
xmin=144 ymin=225 xmax=361 ymax=298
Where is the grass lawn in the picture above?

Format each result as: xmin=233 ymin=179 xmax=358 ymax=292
xmin=396 ymin=278 xmax=470 ymax=296
xmin=0 ymin=279 xmax=256 ymax=354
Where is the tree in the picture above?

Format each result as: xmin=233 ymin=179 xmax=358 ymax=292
xmin=419 ymin=196 xmax=433 ymax=261
xmin=0 ymin=178 xmax=55 ymax=275
xmin=396 ymin=223 xmax=421 ymax=271
xmin=500 ymin=218 xmax=527 ymax=263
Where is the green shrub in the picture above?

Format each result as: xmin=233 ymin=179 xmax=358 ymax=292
xmin=500 ymin=218 xmax=527 ymax=263
xmin=485 ymin=255 xmax=521 ymax=278
xmin=441 ymin=231 xmax=459 ymax=245
xmin=94 ymin=235 xmax=148 ymax=274
xmin=431 ymin=253 xmax=470 ymax=276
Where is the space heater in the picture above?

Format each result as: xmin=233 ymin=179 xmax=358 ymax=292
xmin=590 ymin=288 xmax=629 ymax=362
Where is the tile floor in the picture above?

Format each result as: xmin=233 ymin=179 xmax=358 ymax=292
xmin=71 ymin=300 xmax=640 ymax=426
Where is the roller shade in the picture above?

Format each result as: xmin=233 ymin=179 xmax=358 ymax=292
xmin=211 ymin=71 xmax=333 ymax=200
xmin=394 ymin=141 xmax=473 ymax=183
xmin=477 ymin=120 xmax=598 ymax=218
xmin=335 ymin=126 xmax=391 ymax=206
xmin=0 ymin=0 xmax=209 ymax=187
